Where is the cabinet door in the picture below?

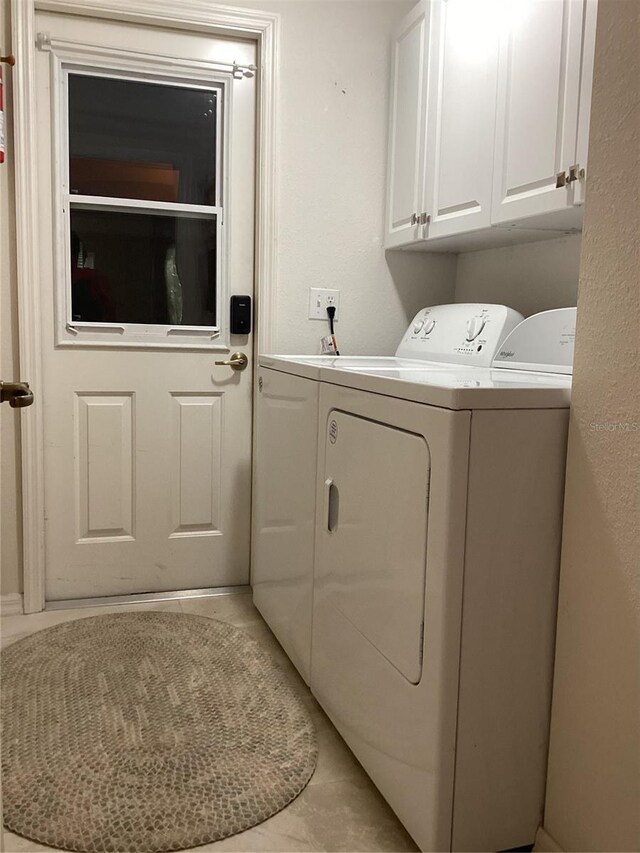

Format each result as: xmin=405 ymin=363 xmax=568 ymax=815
xmin=385 ymin=1 xmax=429 ymax=248
xmin=492 ymin=0 xmax=586 ymax=224
xmin=422 ymin=0 xmax=499 ymax=240
xmin=573 ymin=0 xmax=598 ymax=207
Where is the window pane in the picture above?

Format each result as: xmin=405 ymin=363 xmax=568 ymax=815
xmin=68 ymin=75 xmax=218 ymax=206
xmin=70 ymin=209 xmax=217 ymax=327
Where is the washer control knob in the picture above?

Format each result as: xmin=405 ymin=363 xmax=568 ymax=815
xmin=413 ymin=318 xmax=425 ymax=334
xmin=423 ymin=318 xmax=436 ymax=336
xmin=466 ymin=317 xmax=486 ymax=342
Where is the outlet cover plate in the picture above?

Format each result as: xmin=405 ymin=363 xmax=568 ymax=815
xmin=308 ymin=288 xmax=340 ymax=321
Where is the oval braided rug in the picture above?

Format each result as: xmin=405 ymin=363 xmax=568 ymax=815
xmin=1 ymin=611 xmax=317 ymax=853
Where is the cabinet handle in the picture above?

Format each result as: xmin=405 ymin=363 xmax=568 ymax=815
xmin=419 ymin=212 xmax=431 ymax=225
xmin=410 ymin=212 xmax=418 ymax=225
xmin=555 ymin=171 xmax=568 ymax=188
xmin=567 ymin=164 xmax=585 ymax=183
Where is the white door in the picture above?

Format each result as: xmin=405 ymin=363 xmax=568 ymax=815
xmin=34 ymin=12 xmax=256 ymax=600
xmin=422 ymin=0 xmax=499 ymax=240
xmin=384 ymin=1 xmax=429 ymax=249
xmin=491 ymin=0 xmax=586 ymax=224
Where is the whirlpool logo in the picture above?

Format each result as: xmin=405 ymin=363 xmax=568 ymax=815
xmin=499 ymin=350 xmax=515 ymax=359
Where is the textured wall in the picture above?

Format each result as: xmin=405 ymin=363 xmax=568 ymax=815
xmin=454 ymin=234 xmax=581 ymax=317
xmin=539 ymin=0 xmax=640 ymax=850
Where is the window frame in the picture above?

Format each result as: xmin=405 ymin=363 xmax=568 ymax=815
xmin=53 ymin=55 xmax=232 ymax=350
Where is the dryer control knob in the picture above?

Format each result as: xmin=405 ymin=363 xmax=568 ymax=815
xmin=413 ymin=319 xmax=425 ymax=334
xmin=466 ymin=317 xmax=486 ymax=342
xmin=423 ymin=318 xmax=436 ymax=336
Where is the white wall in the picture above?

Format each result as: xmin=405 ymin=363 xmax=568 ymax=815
xmin=248 ymin=0 xmax=457 ymax=356
xmin=537 ymin=1 xmax=640 ymax=850
xmin=454 ymin=235 xmax=581 ymax=317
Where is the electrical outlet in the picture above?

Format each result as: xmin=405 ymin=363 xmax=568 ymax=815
xmin=308 ymin=288 xmax=340 ymax=321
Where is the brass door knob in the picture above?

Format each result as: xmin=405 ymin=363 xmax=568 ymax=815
xmin=215 ymin=352 xmax=248 ymax=371
xmin=0 ymin=380 xmax=34 ymax=408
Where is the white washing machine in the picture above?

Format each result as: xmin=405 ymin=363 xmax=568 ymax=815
xmin=252 ymin=305 xmax=576 ymax=852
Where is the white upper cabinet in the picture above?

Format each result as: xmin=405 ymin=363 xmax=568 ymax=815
xmin=385 ymin=2 xmax=429 ymax=248
xmin=491 ymin=0 xmax=590 ymax=225
xmin=384 ymin=0 xmax=597 ymax=250
xmin=422 ymin=0 xmax=499 ymax=239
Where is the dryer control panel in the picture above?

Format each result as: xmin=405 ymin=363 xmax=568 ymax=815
xmin=395 ymin=303 xmax=524 ymax=367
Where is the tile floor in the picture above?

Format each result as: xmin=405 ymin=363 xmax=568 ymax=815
xmin=1 ymin=593 xmax=418 ymax=853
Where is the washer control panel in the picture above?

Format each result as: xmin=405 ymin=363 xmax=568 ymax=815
xmin=395 ymin=303 xmax=524 ymax=366
xmin=492 ymin=307 xmax=577 ymax=374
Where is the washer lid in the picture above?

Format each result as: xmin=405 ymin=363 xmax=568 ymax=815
xmin=492 ymin=308 xmax=577 ymax=375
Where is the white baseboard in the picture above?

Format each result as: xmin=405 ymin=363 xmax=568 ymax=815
xmin=0 ymin=593 xmax=24 ymax=616
xmin=534 ymin=826 xmax=565 ymax=852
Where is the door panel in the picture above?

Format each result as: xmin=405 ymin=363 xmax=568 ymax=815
xmin=423 ymin=0 xmax=499 ymax=239
xmin=75 ymin=393 xmax=134 ymax=541
xmin=45 ymin=355 xmax=253 ymax=600
xmin=321 ymin=411 xmax=430 ymax=684
xmin=36 ymin=13 xmax=256 ymax=600
xmin=492 ymin=0 xmax=585 ymax=223
xmin=170 ymin=394 xmax=223 ymax=535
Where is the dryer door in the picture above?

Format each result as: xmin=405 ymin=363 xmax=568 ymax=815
xmin=321 ymin=411 xmax=430 ymax=683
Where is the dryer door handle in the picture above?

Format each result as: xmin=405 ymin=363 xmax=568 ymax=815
xmin=324 ymin=478 xmax=340 ymax=533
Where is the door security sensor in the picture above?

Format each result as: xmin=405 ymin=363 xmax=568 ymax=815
xmin=230 ymin=295 xmax=252 ymax=335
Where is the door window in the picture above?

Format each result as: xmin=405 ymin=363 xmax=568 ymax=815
xmin=60 ymin=70 xmax=226 ymax=344
xmin=69 ymin=209 xmax=217 ymax=327
xmin=68 ymin=75 xmax=219 ymax=206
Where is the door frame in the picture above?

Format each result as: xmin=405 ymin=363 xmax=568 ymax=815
xmin=11 ymin=0 xmax=280 ymax=613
